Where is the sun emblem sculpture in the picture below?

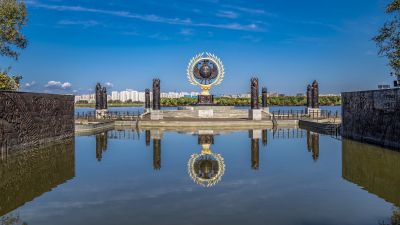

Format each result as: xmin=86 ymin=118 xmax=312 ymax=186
xmin=187 ymin=52 xmax=225 ymax=95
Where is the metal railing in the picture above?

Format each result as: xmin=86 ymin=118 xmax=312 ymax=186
xmin=268 ymin=110 xmax=339 ymax=120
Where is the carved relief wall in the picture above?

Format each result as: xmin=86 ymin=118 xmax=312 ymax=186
xmin=0 ymin=91 xmax=74 ymax=150
xmin=342 ymin=89 xmax=400 ymax=149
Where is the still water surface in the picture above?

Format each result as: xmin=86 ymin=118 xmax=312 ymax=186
xmin=0 ymin=128 xmax=399 ymax=225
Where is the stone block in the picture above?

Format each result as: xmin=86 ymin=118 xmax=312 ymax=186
xmin=150 ymin=110 xmax=163 ymax=120
xmin=249 ymin=109 xmax=262 ymax=120
xmin=198 ymin=109 xmax=214 ymax=118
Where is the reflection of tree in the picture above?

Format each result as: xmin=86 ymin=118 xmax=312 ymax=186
xmin=0 ymin=213 xmax=27 ymax=225
xmin=379 ymin=207 xmax=400 ymax=225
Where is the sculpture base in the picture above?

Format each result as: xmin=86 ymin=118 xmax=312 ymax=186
xmin=197 ymin=95 xmax=214 ymax=105
xmin=305 ymin=108 xmax=321 ymax=118
xmin=249 ymin=109 xmax=262 ymax=121
xmin=150 ymin=110 xmax=163 ymax=120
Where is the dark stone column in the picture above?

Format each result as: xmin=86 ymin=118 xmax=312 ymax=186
xmin=95 ymin=83 xmax=103 ymax=110
xmin=261 ymin=87 xmax=268 ymax=108
xmin=145 ymin=89 xmax=151 ymax=109
xmin=251 ymin=138 xmax=260 ymax=170
xmin=153 ymin=139 xmax=161 ymax=170
xmin=311 ymin=80 xmax=319 ymax=108
xmin=102 ymin=87 xmax=108 ymax=110
xmin=306 ymin=84 xmax=312 ymax=108
xmin=250 ymin=77 xmax=259 ymax=109
xmin=145 ymin=130 xmax=150 ymax=146
xmin=152 ymin=79 xmax=161 ymax=110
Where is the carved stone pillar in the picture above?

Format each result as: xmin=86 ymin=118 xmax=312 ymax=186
xmin=306 ymin=84 xmax=312 ymax=108
xmin=250 ymin=77 xmax=259 ymax=109
xmin=102 ymin=87 xmax=108 ymax=110
xmin=311 ymin=80 xmax=319 ymax=108
xmin=95 ymin=83 xmax=102 ymax=110
xmin=152 ymin=79 xmax=161 ymax=110
xmin=145 ymin=89 xmax=151 ymax=110
xmin=261 ymin=87 xmax=268 ymax=108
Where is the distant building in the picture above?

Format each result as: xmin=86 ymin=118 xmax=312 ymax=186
xmin=378 ymin=84 xmax=391 ymax=90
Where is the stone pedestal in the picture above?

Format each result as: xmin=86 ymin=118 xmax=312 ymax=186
xmin=96 ymin=109 xmax=108 ymax=119
xmin=150 ymin=110 xmax=163 ymax=120
xmin=197 ymin=95 xmax=214 ymax=105
xmin=305 ymin=108 xmax=321 ymax=118
xmin=198 ymin=109 xmax=214 ymax=118
xmin=249 ymin=109 xmax=262 ymax=120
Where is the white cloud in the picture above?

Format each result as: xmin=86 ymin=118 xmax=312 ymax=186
xmin=45 ymin=81 xmax=72 ymax=89
xmin=179 ymin=28 xmax=193 ymax=36
xmin=27 ymin=1 xmax=263 ymax=32
xmin=24 ymin=81 xmax=36 ymax=88
xmin=216 ymin=10 xmax=239 ymax=19
xmin=105 ymin=82 xmax=114 ymax=87
xmin=58 ymin=20 xmax=100 ymax=27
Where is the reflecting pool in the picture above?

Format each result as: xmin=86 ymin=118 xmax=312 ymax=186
xmin=1 ymin=128 xmax=399 ymax=225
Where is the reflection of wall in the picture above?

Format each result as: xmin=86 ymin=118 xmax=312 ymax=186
xmin=342 ymin=89 xmax=400 ymax=149
xmin=342 ymin=139 xmax=400 ymax=207
xmin=0 ymin=91 xmax=74 ymax=151
xmin=0 ymin=138 xmax=75 ymax=216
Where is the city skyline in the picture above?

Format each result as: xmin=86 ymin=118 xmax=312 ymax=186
xmin=0 ymin=0 xmax=394 ymax=95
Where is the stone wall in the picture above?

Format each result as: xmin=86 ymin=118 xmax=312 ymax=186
xmin=342 ymin=88 xmax=400 ymax=149
xmin=0 ymin=91 xmax=74 ymax=150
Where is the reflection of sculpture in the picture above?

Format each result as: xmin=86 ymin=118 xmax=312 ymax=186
xmin=153 ymin=139 xmax=161 ymax=170
xmin=96 ymin=132 xmax=108 ymax=161
xmin=188 ymin=134 xmax=225 ymax=187
xmin=152 ymin=79 xmax=161 ymax=110
xmin=145 ymin=89 xmax=151 ymax=110
xmin=251 ymin=138 xmax=260 ymax=170
xmin=251 ymin=78 xmax=259 ymax=109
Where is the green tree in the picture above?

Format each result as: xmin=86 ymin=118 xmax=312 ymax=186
xmin=0 ymin=0 xmax=28 ymax=91
xmin=373 ymin=0 xmax=400 ymax=79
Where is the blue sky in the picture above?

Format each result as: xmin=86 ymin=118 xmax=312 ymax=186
xmin=0 ymin=0 xmax=394 ymax=95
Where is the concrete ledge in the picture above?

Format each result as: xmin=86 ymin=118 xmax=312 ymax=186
xmin=75 ymin=121 xmax=115 ymax=135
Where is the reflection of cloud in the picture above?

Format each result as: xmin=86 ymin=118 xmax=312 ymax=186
xmin=45 ymin=81 xmax=72 ymax=90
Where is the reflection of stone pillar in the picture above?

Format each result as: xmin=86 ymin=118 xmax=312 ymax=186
xmin=306 ymin=130 xmax=312 ymax=152
xmin=250 ymin=77 xmax=259 ymax=109
xmin=152 ymin=79 xmax=161 ymax=110
xmin=262 ymin=129 xmax=268 ymax=146
xmin=95 ymin=83 xmax=102 ymax=110
xmin=145 ymin=89 xmax=151 ymax=110
xmin=251 ymin=138 xmax=260 ymax=170
xmin=311 ymin=133 xmax=319 ymax=161
xmin=145 ymin=130 xmax=150 ymax=146
xmin=153 ymin=139 xmax=161 ymax=170
xmin=311 ymin=80 xmax=319 ymax=108
xmin=306 ymin=84 xmax=312 ymax=108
